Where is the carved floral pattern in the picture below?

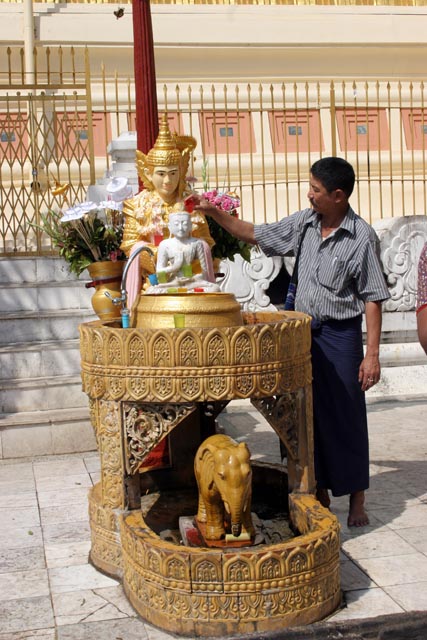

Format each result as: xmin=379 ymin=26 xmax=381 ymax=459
xmin=80 ymin=313 xmax=312 ymax=404
xmin=128 ymin=334 xmax=145 ymax=366
xmin=374 ymin=215 xmax=427 ymax=311
xmin=252 ymin=394 xmax=299 ymax=460
xmin=218 ymin=251 xmax=283 ymax=311
xmin=116 ymin=504 xmax=340 ymax=635
xmin=123 ymin=402 xmax=196 ymax=474
xmin=98 ymin=400 xmax=124 ymax=509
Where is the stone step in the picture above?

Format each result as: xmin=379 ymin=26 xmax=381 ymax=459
xmin=0 ymin=256 xmax=87 ymax=284
xmin=0 ymin=374 xmax=88 ymax=414
xmin=0 ymin=309 xmax=96 ymax=344
xmin=0 ymin=339 xmax=82 ymax=380
xmin=0 ymin=407 xmax=96 ymax=459
xmin=2 ymin=280 xmax=93 ymax=312
xmin=379 ymin=342 xmax=427 ymax=367
xmin=367 ymin=363 xmax=427 ymax=403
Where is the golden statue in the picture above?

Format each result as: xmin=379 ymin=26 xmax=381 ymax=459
xmin=120 ymin=114 xmax=214 ymax=308
xmin=194 ymin=434 xmax=255 ymax=542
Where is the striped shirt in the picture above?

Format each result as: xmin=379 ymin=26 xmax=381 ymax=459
xmin=254 ymin=207 xmax=390 ymax=321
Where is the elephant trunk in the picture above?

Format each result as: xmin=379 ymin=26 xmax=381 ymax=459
xmin=224 ymin=498 xmax=244 ymax=538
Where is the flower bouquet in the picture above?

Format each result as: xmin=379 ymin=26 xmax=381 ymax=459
xmin=38 ymin=200 xmax=126 ymax=276
xmin=185 ymin=161 xmax=251 ymax=263
xmin=201 ymin=190 xmax=251 ymax=262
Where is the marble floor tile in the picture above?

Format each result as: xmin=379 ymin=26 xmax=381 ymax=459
xmin=0 ymin=491 xmax=38 ymax=509
xmin=0 ymin=525 xmax=43 ymax=550
xmin=384 ymin=581 xmax=427 ymax=611
xmin=45 ymin=541 xmax=91 ymax=569
xmin=0 ymin=630 xmax=55 ymax=640
xmin=42 ymin=521 xmax=91 ymax=546
xmin=0 ymin=463 xmax=35 ymax=482
xmin=374 ymin=503 xmax=427 ymax=530
xmin=49 ymin=563 xmax=118 ymax=594
xmin=37 ymin=486 xmax=90 ymax=509
xmin=0 ymin=506 xmax=41 ymax=529
xmin=56 ymin=617 xmax=149 ymax=639
xmin=82 ymin=455 xmax=100 ymax=473
xmin=341 ymin=529 xmax=419 ymax=560
xmin=395 ymin=525 xmax=427 ymax=554
xmin=144 ymin=623 xmax=179 ymax=640
xmin=328 ymin=587 xmax=404 ymax=621
xmin=52 ymin=587 xmax=132 ymax=625
xmin=90 ymin=472 xmax=101 ymax=485
xmin=40 ymin=501 xmax=89 ymax=527
xmin=332 ymin=508 xmax=389 ymax=535
xmin=33 ymin=459 xmax=89 ymax=479
xmin=356 ymin=553 xmax=427 ymax=587
xmin=0 ymin=569 xmax=49 ymax=601
xmin=340 ymin=560 xmax=375 ymax=591
xmin=0 ymin=546 xmax=46 ymax=574
xmin=0 ymin=596 xmax=54 ymax=634
xmin=35 ymin=474 xmax=93 ymax=493
xmin=0 ymin=480 xmax=36 ymax=495
xmin=363 ymin=489 xmax=422 ymax=510
xmin=93 ymin=585 xmax=137 ymax=617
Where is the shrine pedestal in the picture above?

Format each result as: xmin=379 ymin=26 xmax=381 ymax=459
xmin=80 ymin=311 xmax=341 ymax=636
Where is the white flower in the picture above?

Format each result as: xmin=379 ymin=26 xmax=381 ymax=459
xmin=98 ymin=200 xmax=123 ymax=212
xmin=60 ymin=201 xmax=98 ymax=223
xmin=60 ymin=205 xmax=85 ymax=222
xmin=79 ymin=201 xmax=98 ymax=213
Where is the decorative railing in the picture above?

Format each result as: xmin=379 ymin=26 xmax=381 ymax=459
xmin=1 ymin=46 xmax=427 ymax=256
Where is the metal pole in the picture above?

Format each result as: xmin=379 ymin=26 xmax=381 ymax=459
xmin=23 ymin=0 xmax=35 ymax=85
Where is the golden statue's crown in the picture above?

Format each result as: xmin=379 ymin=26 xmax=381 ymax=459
xmin=136 ymin=114 xmax=197 ymax=196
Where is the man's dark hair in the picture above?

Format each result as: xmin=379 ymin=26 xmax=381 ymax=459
xmin=310 ymin=157 xmax=355 ymax=197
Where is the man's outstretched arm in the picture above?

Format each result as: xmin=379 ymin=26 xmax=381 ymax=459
xmin=192 ymin=196 xmax=257 ymax=245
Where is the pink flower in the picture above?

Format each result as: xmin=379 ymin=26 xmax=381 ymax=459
xmin=202 ymin=190 xmax=240 ymax=213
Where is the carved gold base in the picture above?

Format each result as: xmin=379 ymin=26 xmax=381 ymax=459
xmin=88 ymin=480 xmax=340 ymax=637
xmin=88 ymin=483 xmax=123 ymax=577
xmin=83 ymin=311 xmax=341 ymax=636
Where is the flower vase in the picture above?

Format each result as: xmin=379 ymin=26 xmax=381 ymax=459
xmin=86 ymin=261 xmax=125 ymax=321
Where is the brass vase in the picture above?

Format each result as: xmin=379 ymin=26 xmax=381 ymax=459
xmin=86 ymin=260 xmax=124 ymax=321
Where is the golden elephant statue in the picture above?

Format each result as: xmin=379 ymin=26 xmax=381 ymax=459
xmin=194 ymin=434 xmax=255 ymax=541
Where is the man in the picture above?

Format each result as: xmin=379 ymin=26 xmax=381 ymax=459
xmin=192 ymin=157 xmax=390 ymax=527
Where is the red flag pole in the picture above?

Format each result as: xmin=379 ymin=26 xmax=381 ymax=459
xmin=132 ymin=0 xmax=159 ymax=162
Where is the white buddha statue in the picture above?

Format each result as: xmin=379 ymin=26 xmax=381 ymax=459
xmin=146 ymin=211 xmax=220 ymax=293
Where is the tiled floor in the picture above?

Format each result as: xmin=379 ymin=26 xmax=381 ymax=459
xmin=1 ymin=400 xmax=427 ymax=639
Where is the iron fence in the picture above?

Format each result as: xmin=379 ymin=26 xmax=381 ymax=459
xmin=1 ymin=46 xmax=427 ymax=255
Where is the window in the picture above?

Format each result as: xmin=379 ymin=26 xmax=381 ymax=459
xmin=268 ymin=109 xmax=324 ymax=153
xmin=55 ymin=112 xmax=112 ymax=159
xmin=401 ymin=109 xmax=427 ymax=150
xmin=199 ymin=111 xmax=255 ymax=154
xmin=0 ymin=113 xmax=29 ymax=162
xmin=336 ymin=108 xmax=389 ymax=151
xmin=127 ymin=111 xmax=182 ymax=137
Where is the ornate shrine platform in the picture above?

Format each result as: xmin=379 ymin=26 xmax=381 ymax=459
xmin=79 ymin=310 xmax=341 ymax=636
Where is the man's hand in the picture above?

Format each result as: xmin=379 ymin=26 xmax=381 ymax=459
xmin=359 ymin=300 xmax=383 ymax=391
xmin=359 ymin=353 xmax=380 ymax=391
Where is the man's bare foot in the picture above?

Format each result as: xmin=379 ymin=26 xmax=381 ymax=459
xmin=348 ymin=490 xmax=369 ymax=527
xmin=316 ymin=488 xmax=331 ymax=509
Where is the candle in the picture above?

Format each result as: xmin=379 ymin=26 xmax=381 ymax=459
xmin=182 ymin=264 xmax=193 ymax=277
xmin=173 ymin=314 xmax=185 ymax=328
